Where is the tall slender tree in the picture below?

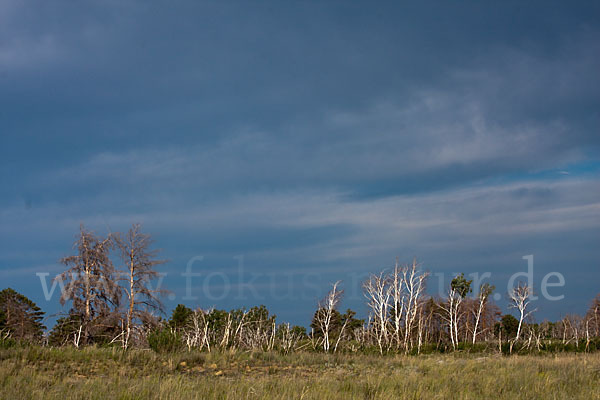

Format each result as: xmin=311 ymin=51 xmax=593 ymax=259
xmin=508 ymin=282 xmax=535 ymax=343
xmin=113 ymin=223 xmax=167 ymax=347
xmin=443 ymin=273 xmax=472 ymax=349
xmin=472 ymin=283 xmax=495 ymax=344
xmin=401 ymin=259 xmax=429 ymax=353
xmin=363 ymin=273 xmax=391 ymax=354
xmin=586 ymin=294 xmax=600 ymax=337
xmin=313 ymin=281 xmax=343 ymax=353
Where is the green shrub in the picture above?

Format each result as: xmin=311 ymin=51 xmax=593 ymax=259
xmin=0 ymin=337 xmax=16 ymax=349
xmin=148 ymin=327 xmax=183 ymax=353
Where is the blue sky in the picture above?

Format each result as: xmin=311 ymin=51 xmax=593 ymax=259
xmin=1 ymin=0 xmax=599 ymax=327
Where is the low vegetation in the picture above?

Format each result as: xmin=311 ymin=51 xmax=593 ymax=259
xmin=1 ymin=346 xmax=599 ymax=399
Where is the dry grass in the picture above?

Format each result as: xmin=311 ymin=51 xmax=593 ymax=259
xmin=1 ymin=347 xmax=599 ymax=399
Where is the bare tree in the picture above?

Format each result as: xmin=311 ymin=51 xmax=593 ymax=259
xmin=113 ymin=223 xmax=167 ymax=348
xmin=441 ymin=273 xmax=472 ymax=350
xmin=560 ymin=314 xmax=584 ymax=348
xmin=508 ymin=282 xmax=535 ymax=346
xmin=401 ymin=259 xmax=429 ymax=353
xmin=443 ymin=288 xmax=459 ymax=349
xmin=389 ymin=259 xmax=405 ymax=350
xmin=314 ymin=281 xmax=343 ymax=352
xmin=585 ymin=294 xmax=600 ymax=337
xmin=183 ymin=309 xmax=211 ymax=351
xmin=472 ymin=283 xmax=494 ymax=345
xmin=280 ymin=323 xmax=302 ymax=354
xmin=585 ymin=317 xmax=592 ymax=351
xmin=363 ymin=273 xmax=390 ymax=354
xmin=57 ymin=225 xmax=120 ymax=344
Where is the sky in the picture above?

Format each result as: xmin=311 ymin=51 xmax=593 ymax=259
xmin=1 ymin=0 xmax=599 ymax=328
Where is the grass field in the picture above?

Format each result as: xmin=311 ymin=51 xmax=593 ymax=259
xmin=1 ymin=347 xmax=599 ymax=399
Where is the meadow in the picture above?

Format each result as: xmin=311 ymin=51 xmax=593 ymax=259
xmin=1 ymin=346 xmax=599 ymax=399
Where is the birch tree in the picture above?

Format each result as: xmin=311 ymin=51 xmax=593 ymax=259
xmin=314 ymin=281 xmax=343 ymax=352
xmin=508 ymin=282 xmax=535 ymax=349
xmin=442 ymin=273 xmax=472 ymax=349
xmin=401 ymin=259 xmax=429 ymax=353
xmin=472 ymin=283 xmax=494 ymax=344
xmin=389 ymin=260 xmax=404 ymax=350
xmin=363 ymin=273 xmax=390 ymax=354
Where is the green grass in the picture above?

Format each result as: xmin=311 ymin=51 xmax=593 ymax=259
xmin=1 ymin=347 xmax=599 ymax=399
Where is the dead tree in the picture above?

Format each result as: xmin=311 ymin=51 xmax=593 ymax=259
xmin=561 ymin=314 xmax=584 ymax=348
xmin=389 ymin=260 xmax=405 ymax=350
xmin=585 ymin=317 xmax=592 ymax=351
xmin=333 ymin=315 xmax=350 ymax=353
xmin=509 ymin=282 xmax=535 ymax=342
xmin=585 ymin=294 xmax=600 ymax=337
xmin=314 ymin=281 xmax=343 ymax=352
xmin=363 ymin=273 xmax=390 ymax=354
xmin=183 ymin=309 xmax=211 ymax=351
xmin=441 ymin=273 xmax=472 ymax=350
xmin=113 ymin=223 xmax=167 ymax=348
xmin=57 ymin=225 xmax=120 ymax=344
xmin=472 ymin=283 xmax=494 ymax=344
xmin=508 ymin=282 xmax=535 ymax=353
xmin=443 ymin=287 xmax=459 ymax=349
xmin=278 ymin=323 xmax=302 ymax=354
xmin=401 ymin=260 xmax=429 ymax=353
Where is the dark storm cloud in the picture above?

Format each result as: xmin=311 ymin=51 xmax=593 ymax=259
xmin=0 ymin=0 xmax=599 ymax=324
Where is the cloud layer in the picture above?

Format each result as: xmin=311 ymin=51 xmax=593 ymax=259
xmin=1 ymin=0 xmax=599 ymax=325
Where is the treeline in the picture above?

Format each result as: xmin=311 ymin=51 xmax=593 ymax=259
xmin=1 ymin=224 xmax=600 ymax=354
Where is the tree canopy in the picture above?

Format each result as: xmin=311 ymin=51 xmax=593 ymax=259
xmin=0 ymin=288 xmax=45 ymax=342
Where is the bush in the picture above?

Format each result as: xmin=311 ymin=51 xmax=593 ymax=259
xmin=0 ymin=337 xmax=17 ymax=349
xmin=148 ymin=327 xmax=182 ymax=353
